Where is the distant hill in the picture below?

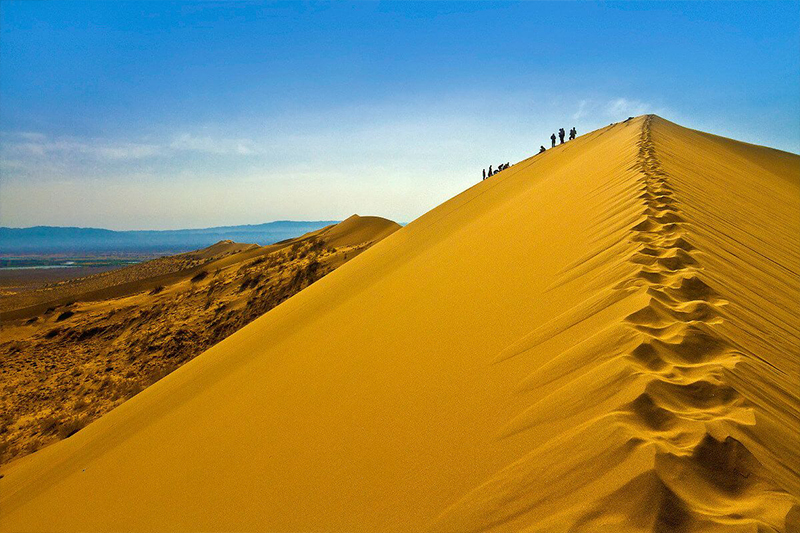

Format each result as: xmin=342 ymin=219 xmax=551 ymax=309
xmin=0 ymin=221 xmax=340 ymax=254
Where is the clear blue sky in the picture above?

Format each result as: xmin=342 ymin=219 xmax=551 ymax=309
xmin=1 ymin=1 xmax=798 ymax=229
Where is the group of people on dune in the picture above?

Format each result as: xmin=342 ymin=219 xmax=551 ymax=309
xmin=539 ymin=126 xmax=577 ymax=153
xmin=482 ymin=125 xmax=579 ymax=182
xmin=482 ymin=162 xmax=511 ymax=181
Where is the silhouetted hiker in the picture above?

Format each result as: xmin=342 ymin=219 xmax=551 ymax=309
xmin=488 ymin=164 xmax=493 ymax=176
xmin=539 ymin=146 xmax=546 ymax=153
xmin=483 ymin=169 xmax=487 ymax=180
xmin=569 ymin=127 xmax=576 ymax=140
xmin=551 ymin=133 xmax=556 ymax=147
xmin=559 ymin=128 xmax=565 ymax=144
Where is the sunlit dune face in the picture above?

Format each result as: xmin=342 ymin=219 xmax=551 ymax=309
xmin=1 ymin=118 xmax=798 ymax=533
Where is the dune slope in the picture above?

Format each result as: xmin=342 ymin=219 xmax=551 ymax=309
xmin=0 ymin=215 xmax=399 ymax=465
xmin=1 ymin=116 xmax=797 ymax=532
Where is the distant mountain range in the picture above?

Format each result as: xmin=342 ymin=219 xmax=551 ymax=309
xmin=0 ymin=221 xmax=340 ymax=254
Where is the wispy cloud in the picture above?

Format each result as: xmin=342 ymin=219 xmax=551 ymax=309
xmin=566 ymin=97 xmax=666 ymax=123
xmin=0 ymin=92 xmax=676 ymax=228
xmin=604 ymin=98 xmax=652 ymax=118
xmin=1 ymin=130 xmax=263 ymax=162
xmin=170 ymin=133 xmax=260 ymax=155
xmin=1 ymin=132 xmax=163 ymax=161
xmin=572 ymin=100 xmax=588 ymax=120
xmin=17 ymin=132 xmax=47 ymax=142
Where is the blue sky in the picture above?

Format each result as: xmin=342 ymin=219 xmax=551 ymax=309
xmin=1 ymin=1 xmax=798 ymax=229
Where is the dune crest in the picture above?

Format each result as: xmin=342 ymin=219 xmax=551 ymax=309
xmin=1 ymin=116 xmax=797 ymax=532
xmin=433 ymin=116 xmax=799 ymax=532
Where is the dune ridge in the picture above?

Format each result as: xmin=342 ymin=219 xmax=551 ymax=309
xmin=433 ymin=116 xmax=799 ymax=532
xmin=0 ymin=116 xmax=796 ymax=532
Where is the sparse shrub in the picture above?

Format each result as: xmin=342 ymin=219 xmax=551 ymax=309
xmin=75 ymin=325 xmax=105 ymax=341
xmin=56 ymin=310 xmax=74 ymax=322
xmin=162 ymin=328 xmax=199 ymax=360
xmin=149 ymin=285 xmax=165 ymax=295
xmin=57 ymin=417 xmax=87 ymax=439
xmin=239 ymin=272 xmax=264 ymax=291
xmin=309 ymin=238 xmax=324 ymax=253
xmin=3 ymin=341 xmax=23 ymax=355
xmin=191 ymin=271 xmax=208 ymax=283
xmin=23 ymin=437 xmax=41 ymax=455
xmin=38 ymin=416 xmax=59 ymax=435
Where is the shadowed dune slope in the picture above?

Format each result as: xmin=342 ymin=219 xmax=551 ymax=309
xmin=1 ymin=116 xmax=798 ymax=532
xmin=0 ymin=215 xmax=398 ymax=321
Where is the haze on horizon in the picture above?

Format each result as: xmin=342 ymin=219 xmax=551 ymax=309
xmin=1 ymin=1 xmax=798 ymax=231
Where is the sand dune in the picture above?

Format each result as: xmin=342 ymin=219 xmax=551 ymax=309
xmin=0 ymin=217 xmax=395 ymax=321
xmin=0 ymin=215 xmax=399 ymax=466
xmin=314 ymin=214 xmax=401 ymax=249
xmin=1 ymin=116 xmax=797 ymax=532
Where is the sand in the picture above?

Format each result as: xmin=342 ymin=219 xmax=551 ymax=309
xmin=0 ymin=217 xmax=398 ymax=321
xmin=0 ymin=215 xmax=399 ymax=466
xmin=0 ymin=116 xmax=797 ymax=532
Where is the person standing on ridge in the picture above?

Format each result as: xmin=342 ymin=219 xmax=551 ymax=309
xmin=569 ymin=127 xmax=576 ymax=140
xmin=559 ymin=128 xmax=565 ymax=144
xmin=483 ymin=169 xmax=487 ymax=180
xmin=551 ymin=133 xmax=556 ymax=147
xmin=488 ymin=164 xmax=493 ymax=177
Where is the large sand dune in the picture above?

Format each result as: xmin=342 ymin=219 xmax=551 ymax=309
xmin=0 ymin=215 xmax=399 ymax=466
xmin=1 ymin=116 xmax=797 ymax=532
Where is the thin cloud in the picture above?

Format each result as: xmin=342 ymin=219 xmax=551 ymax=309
xmin=170 ymin=133 xmax=260 ymax=155
xmin=572 ymin=100 xmax=588 ymax=120
xmin=1 ymin=131 xmax=261 ymax=163
xmin=18 ymin=132 xmax=47 ymax=142
xmin=0 ymin=132 xmax=162 ymax=161
xmin=605 ymin=98 xmax=651 ymax=118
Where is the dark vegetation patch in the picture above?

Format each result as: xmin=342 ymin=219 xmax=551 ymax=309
xmin=0 ymin=237 xmax=351 ymax=466
xmin=149 ymin=285 xmax=165 ymax=295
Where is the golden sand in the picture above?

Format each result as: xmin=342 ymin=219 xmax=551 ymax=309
xmin=1 ymin=116 xmax=797 ymax=532
xmin=0 ymin=215 xmax=399 ymax=465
